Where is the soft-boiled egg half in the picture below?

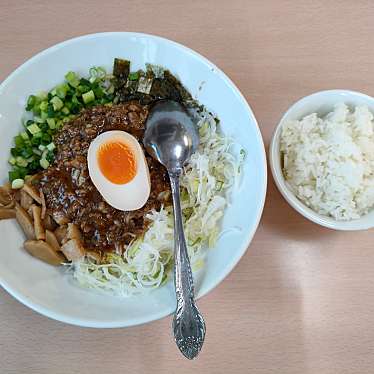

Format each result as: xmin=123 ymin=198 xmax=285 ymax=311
xmin=87 ymin=130 xmax=151 ymax=211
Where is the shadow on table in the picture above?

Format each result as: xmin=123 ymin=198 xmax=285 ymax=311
xmin=262 ymin=172 xmax=340 ymax=242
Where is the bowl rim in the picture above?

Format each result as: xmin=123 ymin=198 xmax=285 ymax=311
xmin=0 ymin=32 xmax=267 ymax=327
xmin=269 ymin=89 xmax=374 ymax=231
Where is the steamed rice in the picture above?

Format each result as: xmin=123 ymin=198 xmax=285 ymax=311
xmin=280 ymin=103 xmax=374 ymax=220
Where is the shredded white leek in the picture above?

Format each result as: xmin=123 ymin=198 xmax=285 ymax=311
xmin=73 ymin=109 xmax=242 ymax=296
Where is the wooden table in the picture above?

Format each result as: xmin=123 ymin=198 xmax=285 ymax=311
xmin=1 ymin=1 xmax=373 ymax=373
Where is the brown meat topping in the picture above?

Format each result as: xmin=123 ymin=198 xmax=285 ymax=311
xmin=37 ymin=102 xmax=170 ymax=253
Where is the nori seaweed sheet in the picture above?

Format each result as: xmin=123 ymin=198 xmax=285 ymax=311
xmin=112 ymin=59 xmax=194 ymax=106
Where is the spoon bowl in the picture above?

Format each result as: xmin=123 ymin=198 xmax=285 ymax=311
xmin=144 ymin=100 xmax=199 ymax=172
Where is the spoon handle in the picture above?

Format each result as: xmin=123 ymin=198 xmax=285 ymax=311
xmin=169 ymin=171 xmax=194 ymax=299
xmin=169 ymin=171 xmax=206 ymax=359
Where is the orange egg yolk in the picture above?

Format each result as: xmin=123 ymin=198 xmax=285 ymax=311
xmin=97 ymin=141 xmax=137 ymax=184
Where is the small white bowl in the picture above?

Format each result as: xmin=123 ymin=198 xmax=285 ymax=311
xmin=270 ymin=89 xmax=374 ymax=231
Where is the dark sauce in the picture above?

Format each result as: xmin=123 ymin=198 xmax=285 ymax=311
xmin=38 ymin=103 xmax=170 ymax=252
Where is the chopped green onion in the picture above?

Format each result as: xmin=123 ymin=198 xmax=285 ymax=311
xmin=14 ymin=135 xmax=24 ymax=147
xmin=72 ymin=95 xmax=81 ymax=105
xmin=89 ymin=67 xmax=106 ymax=83
xmin=56 ymin=83 xmax=69 ymax=99
xmin=39 ymin=101 xmax=48 ymax=112
xmin=33 ymin=116 xmax=45 ymax=123
xmin=40 ymin=158 xmax=49 ymax=169
xmin=28 ymin=160 xmax=40 ymax=172
xmin=46 ymin=142 xmax=55 ymax=151
xmin=11 ymin=178 xmax=24 ymax=189
xmin=79 ymin=78 xmax=91 ymax=86
xmin=20 ymin=131 xmax=29 ymax=140
xmin=40 ymin=111 xmax=49 ymax=121
xmin=61 ymin=106 xmax=70 ymax=115
xmin=47 ymin=103 xmax=55 ymax=117
xmin=33 ymin=148 xmax=42 ymax=156
xmin=46 ymin=118 xmax=56 ymax=129
xmin=93 ymin=86 xmax=104 ymax=99
xmin=9 ymin=66 xmax=113 ymax=183
xmin=65 ymin=71 xmax=80 ymax=87
xmin=77 ymin=82 xmax=90 ymax=94
xmin=16 ymin=157 xmax=28 ymax=167
xmin=26 ymin=95 xmax=38 ymax=111
xmin=82 ymin=90 xmax=95 ymax=104
xmin=50 ymin=96 xmax=64 ymax=111
xmin=46 ymin=151 xmax=55 ymax=163
xmin=8 ymin=170 xmax=19 ymax=182
xmin=20 ymin=147 xmax=33 ymax=158
xmin=27 ymin=123 xmax=41 ymax=135
xmin=16 ymin=167 xmax=28 ymax=179
xmin=37 ymin=91 xmax=48 ymax=101
xmin=41 ymin=133 xmax=51 ymax=145
xmin=128 ymin=72 xmax=139 ymax=81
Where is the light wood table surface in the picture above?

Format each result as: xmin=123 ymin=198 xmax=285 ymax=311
xmin=1 ymin=1 xmax=374 ymax=373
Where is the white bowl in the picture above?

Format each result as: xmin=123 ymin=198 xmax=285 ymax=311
xmin=270 ymin=89 xmax=374 ymax=231
xmin=0 ymin=32 xmax=267 ymax=327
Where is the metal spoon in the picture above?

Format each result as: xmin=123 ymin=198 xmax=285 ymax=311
xmin=144 ymin=100 xmax=206 ymax=360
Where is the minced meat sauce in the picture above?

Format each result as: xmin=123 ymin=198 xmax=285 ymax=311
xmin=37 ymin=102 xmax=170 ymax=253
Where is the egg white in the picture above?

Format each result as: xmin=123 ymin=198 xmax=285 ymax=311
xmin=87 ymin=130 xmax=151 ymax=211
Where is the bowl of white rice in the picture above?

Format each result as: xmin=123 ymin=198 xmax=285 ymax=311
xmin=270 ymin=90 xmax=374 ymax=230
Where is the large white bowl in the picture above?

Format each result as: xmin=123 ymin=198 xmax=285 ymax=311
xmin=0 ymin=32 xmax=267 ymax=327
xmin=270 ymin=89 xmax=374 ymax=231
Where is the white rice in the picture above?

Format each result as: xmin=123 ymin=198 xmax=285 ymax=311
xmin=280 ymin=103 xmax=374 ymax=220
